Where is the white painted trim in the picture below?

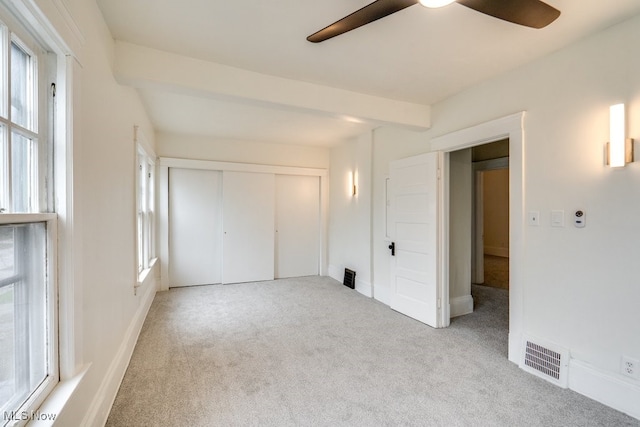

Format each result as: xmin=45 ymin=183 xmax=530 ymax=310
xmin=0 ymin=213 xmax=57 ymax=223
xmin=438 ymin=152 xmax=450 ymax=327
xmin=7 ymin=0 xmax=83 ymax=60
xmin=373 ymin=283 xmax=391 ymax=306
xmin=328 ymin=264 xmax=342 ymax=283
xmin=159 ymin=157 xmax=327 ymax=177
xmin=355 ymin=278 xmax=372 ymax=298
xmin=431 ymin=111 xmax=525 ymax=363
xmin=450 ymin=295 xmax=474 ymax=318
xmin=159 ymin=158 xmax=329 ymax=291
xmin=159 ymin=165 xmax=169 ymax=291
xmin=431 ymin=113 xmax=523 ymax=152
xmin=327 ymin=265 xmax=371 ymax=296
xmin=82 ymin=277 xmax=156 ymax=426
xmin=134 ymin=126 xmax=156 ymax=161
xmin=31 ymin=364 xmax=90 ymax=427
xmin=509 ymin=332 xmax=522 ymax=367
xmin=569 ymin=359 xmax=640 ymax=420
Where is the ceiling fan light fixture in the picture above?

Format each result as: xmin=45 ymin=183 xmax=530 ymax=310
xmin=419 ymin=0 xmax=456 ymax=8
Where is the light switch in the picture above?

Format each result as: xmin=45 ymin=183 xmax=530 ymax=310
xmin=528 ymin=211 xmax=540 ymax=226
xmin=551 ymin=210 xmax=564 ymax=227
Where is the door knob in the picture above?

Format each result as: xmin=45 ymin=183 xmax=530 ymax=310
xmin=388 ymin=242 xmax=395 ymax=256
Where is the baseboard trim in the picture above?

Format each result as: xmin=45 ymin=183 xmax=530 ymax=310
xmin=508 ymin=332 xmax=521 ymax=364
xmin=569 ymin=359 xmax=640 ymax=420
xmin=450 ymin=295 xmax=473 ymax=318
xmin=355 ymin=278 xmax=372 ymax=298
xmin=81 ymin=278 xmax=157 ymax=426
xmin=327 ymin=264 xmax=341 ymax=283
xmin=373 ymin=284 xmax=391 ymax=306
xmin=327 ymin=264 xmax=371 ymax=297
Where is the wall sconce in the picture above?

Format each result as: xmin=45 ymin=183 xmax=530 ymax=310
xmin=348 ymin=170 xmax=358 ymax=197
xmin=607 ymin=103 xmax=634 ymax=168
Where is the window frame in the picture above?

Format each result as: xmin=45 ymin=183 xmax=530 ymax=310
xmin=0 ymin=213 xmax=57 ymax=423
xmin=135 ymin=127 xmax=157 ymax=287
xmin=0 ymin=4 xmax=59 ymax=423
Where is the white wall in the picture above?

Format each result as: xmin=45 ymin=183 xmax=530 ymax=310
xmin=358 ymin=12 xmax=640 ymax=418
xmin=328 ymin=132 xmax=373 ymax=296
xmin=31 ymin=0 xmax=158 ymax=425
xmin=157 ymin=132 xmax=330 ymax=169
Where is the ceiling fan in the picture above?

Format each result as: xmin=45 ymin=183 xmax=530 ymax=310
xmin=307 ymin=0 xmax=561 ymax=43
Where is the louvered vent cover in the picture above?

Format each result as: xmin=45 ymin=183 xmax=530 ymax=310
xmin=343 ymin=268 xmax=356 ymax=289
xmin=521 ymin=338 xmax=568 ymax=387
xmin=524 ymin=341 xmax=561 ymax=379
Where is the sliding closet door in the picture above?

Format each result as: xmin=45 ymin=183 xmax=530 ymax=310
xmin=275 ymin=175 xmax=320 ymax=278
xmin=222 ymin=171 xmax=275 ymax=284
xmin=169 ymin=168 xmax=222 ymax=287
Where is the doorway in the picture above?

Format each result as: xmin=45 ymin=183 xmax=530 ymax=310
xmin=432 ymin=112 xmax=524 ymax=364
xmin=472 ymin=139 xmax=510 ymax=291
xmin=447 ymin=139 xmax=510 ymax=355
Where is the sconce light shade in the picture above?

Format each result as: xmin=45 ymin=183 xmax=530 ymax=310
xmin=348 ymin=171 xmax=357 ymax=197
xmin=353 ymin=170 xmax=358 ymax=197
xmin=607 ymin=103 xmax=633 ymax=168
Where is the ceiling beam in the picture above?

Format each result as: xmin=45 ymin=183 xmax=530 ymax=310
xmin=113 ymin=41 xmax=431 ymax=130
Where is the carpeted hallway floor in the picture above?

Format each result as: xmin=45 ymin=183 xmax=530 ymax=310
xmin=106 ymin=276 xmax=638 ymax=426
xmin=482 ymin=254 xmax=509 ymax=290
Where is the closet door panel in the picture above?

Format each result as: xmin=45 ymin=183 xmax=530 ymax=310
xmin=275 ymin=175 xmax=320 ymax=278
xmin=222 ymin=171 xmax=275 ymax=284
xmin=169 ymin=168 xmax=222 ymax=287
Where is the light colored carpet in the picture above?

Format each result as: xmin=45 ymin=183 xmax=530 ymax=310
xmin=106 ymin=276 xmax=638 ymax=426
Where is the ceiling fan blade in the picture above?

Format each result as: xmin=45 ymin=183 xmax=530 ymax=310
xmin=307 ymin=0 xmax=419 ymax=43
xmin=456 ymin=0 xmax=560 ymax=29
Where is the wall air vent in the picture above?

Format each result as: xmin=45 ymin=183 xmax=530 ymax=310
xmin=343 ymin=268 xmax=356 ymax=289
xmin=520 ymin=337 xmax=569 ymax=387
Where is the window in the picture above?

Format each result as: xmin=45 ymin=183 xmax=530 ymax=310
xmin=0 ymin=7 xmax=58 ymax=423
xmin=136 ymin=130 xmax=156 ymax=283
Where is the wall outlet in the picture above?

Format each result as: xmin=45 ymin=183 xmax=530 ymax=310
xmin=621 ymin=356 xmax=640 ymax=379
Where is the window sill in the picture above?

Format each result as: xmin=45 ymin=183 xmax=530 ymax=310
xmin=136 ymin=257 xmax=158 ymax=288
xmin=28 ymin=364 xmax=91 ymax=426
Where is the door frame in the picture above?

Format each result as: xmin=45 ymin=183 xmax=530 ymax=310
xmin=431 ymin=112 xmax=524 ymax=364
xmin=158 ymin=157 xmax=328 ymax=291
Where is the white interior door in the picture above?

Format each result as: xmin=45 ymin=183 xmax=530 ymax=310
xmin=169 ymin=168 xmax=222 ymax=287
xmin=222 ymin=171 xmax=275 ymax=284
xmin=275 ymin=175 xmax=320 ymax=278
xmin=389 ymin=152 xmax=445 ymax=328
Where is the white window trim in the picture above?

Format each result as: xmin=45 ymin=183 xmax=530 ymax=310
xmin=0 ymin=0 xmax=87 ymax=423
xmin=134 ymin=126 xmax=157 ymax=290
xmin=0 ymin=212 xmax=58 ymax=424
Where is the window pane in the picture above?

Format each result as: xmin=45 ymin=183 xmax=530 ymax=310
xmin=11 ymin=41 xmax=34 ymax=130
xmin=0 ymin=223 xmax=47 ymax=415
xmin=0 ymin=125 xmax=6 ymax=211
xmin=0 ymin=24 xmax=7 ymax=119
xmin=11 ymin=132 xmax=37 ymax=213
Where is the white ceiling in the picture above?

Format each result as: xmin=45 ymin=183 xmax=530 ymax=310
xmin=97 ymin=0 xmax=640 ymax=147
